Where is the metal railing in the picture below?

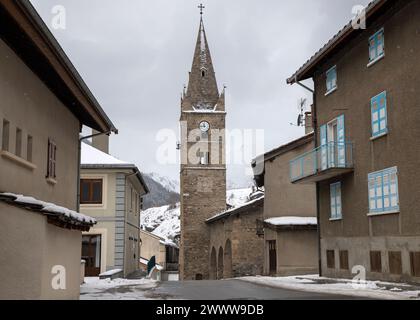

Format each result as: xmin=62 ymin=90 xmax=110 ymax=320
xmin=290 ymin=141 xmax=354 ymax=182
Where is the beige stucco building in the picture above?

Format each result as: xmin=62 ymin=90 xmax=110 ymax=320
xmin=253 ymin=132 xmax=319 ymax=276
xmin=0 ymin=1 xmax=116 ymax=299
xmin=80 ymin=141 xmax=149 ymax=278
xmin=140 ymin=230 xmax=167 ymax=267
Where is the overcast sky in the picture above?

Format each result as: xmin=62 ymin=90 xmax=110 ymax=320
xmin=30 ymin=0 xmax=370 ymax=186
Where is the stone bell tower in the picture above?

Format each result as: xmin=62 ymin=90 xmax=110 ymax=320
xmin=179 ymin=9 xmax=227 ymax=280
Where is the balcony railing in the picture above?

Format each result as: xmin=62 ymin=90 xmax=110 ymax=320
xmin=290 ymin=141 xmax=354 ymax=183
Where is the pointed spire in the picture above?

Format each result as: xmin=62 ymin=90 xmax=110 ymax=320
xmin=185 ymin=17 xmax=220 ymax=110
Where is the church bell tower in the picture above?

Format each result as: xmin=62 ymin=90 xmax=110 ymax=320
xmin=179 ymin=7 xmax=227 ymax=280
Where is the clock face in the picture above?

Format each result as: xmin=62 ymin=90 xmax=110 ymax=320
xmin=199 ymin=121 xmax=210 ymax=132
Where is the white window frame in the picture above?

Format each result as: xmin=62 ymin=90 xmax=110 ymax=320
xmin=325 ymin=66 xmax=337 ymax=95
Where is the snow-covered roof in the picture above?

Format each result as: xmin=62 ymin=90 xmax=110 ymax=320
xmin=265 ymin=216 xmax=317 ymax=227
xmin=81 ymin=143 xmax=150 ymax=194
xmin=0 ymin=192 xmax=96 ymax=230
xmin=81 ymin=142 xmax=131 ymax=166
xmin=206 ymin=196 xmax=264 ymax=224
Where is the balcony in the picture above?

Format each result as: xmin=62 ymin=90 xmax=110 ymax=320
xmin=290 ymin=141 xmax=354 ymax=184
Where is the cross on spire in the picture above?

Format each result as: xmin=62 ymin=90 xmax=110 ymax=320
xmin=198 ymin=3 xmax=205 ymax=16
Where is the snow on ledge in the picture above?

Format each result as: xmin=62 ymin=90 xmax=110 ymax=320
xmin=0 ymin=192 xmax=96 ymax=225
xmin=265 ymin=216 xmax=317 ymax=226
xmin=99 ymin=269 xmax=123 ymax=277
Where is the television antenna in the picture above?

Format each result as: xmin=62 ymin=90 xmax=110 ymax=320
xmin=290 ymin=98 xmax=308 ymax=127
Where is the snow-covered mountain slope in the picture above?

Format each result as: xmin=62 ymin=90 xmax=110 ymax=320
xmin=142 ymin=173 xmax=180 ymax=210
xmin=147 ymin=173 xmax=179 ymax=193
xmin=141 ymin=188 xmax=261 ymax=245
xmin=141 ymin=203 xmax=181 ymax=243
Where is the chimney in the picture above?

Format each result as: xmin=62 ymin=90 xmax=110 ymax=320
xmin=305 ymin=112 xmax=314 ymax=134
xmin=92 ymin=129 xmax=109 ymax=154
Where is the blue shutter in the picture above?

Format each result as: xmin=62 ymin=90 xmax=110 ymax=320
xmin=320 ymin=125 xmax=328 ymax=170
xmin=330 ymin=183 xmax=336 ymax=219
xmin=337 ymin=115 xmax=346 ymax=167
xmin=371 ymin=91 xmax=388 ymax=137
xmin=368 ymin=167 xmax=399 ymax=215
xmin=378 ymin=91 xmax=387 ymax=135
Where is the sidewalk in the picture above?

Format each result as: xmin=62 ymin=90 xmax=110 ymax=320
xmin=239 ymin=275 xmax=420 ymax=300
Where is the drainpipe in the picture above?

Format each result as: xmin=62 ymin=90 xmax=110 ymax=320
xmin=294 ymin=77 xmax=322 ymax=277
xmin=77 ymin=130 xmax=113 ymax=212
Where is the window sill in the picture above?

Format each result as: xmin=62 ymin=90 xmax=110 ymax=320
xmin=325 ymin=87 xmax=337 ymax=97
xmin=367 ymin=210 xmax=400 ymax=217
xmin=1 ymin=150 xmax=36 ymax=171
xmin=329 ymin=218 xmax=343 ymax=222
xmin=46 ymin=177 xmax=58 ymax=185
xmin=367 ymin=54 xmax=385 ymax=68
xmin=80 ymin=203 xmax=104 ymax=209
xmin=370 ymin=131 xmax=388 ymax=141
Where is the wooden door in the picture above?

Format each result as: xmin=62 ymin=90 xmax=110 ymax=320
xmin=268 ymin=240 xmax=277 ymax=275
xmin=82 ymin=235 xmax=102 ymax=277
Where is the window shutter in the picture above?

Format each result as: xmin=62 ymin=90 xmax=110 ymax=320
xmin=47 ymin=139 xmax=51 ymax=178
xmin=337 ymin=115 xmax=346 ymax=167
xmin=320 ymin=125 xmax=328 ymax=170
xmin=330 ymin=183 xmax=337 ymax=219
xmin=53 ymin=144 xmax=57 ymax=178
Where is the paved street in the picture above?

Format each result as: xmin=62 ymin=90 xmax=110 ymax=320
xmin=147 ymin=280 xmax=359 ymax=300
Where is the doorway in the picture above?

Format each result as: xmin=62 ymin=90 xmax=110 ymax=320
xmin=268 ymin=240 xmax=277 ymax=275
xmin=82 ymin=235 xmax=102 ymax=277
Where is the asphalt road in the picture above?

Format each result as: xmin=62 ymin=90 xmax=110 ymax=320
xmin=147 ymin=279 xmax=359 ymax=300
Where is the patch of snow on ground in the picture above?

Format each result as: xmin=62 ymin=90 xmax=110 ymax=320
xmin=240 ymin=275 xmax=420 ymax=300
xmin=81 ymin=277 xmax=157 ymax=300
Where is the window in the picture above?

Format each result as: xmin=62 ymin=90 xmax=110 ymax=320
xmin=369 ymin=29 xmax=384 ymax=63
xmin=371 ymin=91 xmax=388 ymax=138
xmin=368 ymin=167 xmax=399 ymax=214
xmin=47 ymin=139 xmax=57 ymax=179
xmin=330 ymin=182 xmax=342 ymax=219
xmin=370 ymin=251 xmax=382 ymax=273
xmin=140 ymin=197 xmax=144 ymax=210
xmin=410 ymin=252 xmax=420 ymax=277
xmin=27 ymin=135 xmax=33 ymax=162
xmin=201 ymin=131 xmax=209 ymax=140
xmin=327 ymin=250 xmax=335 ymax=269
xmin=2 ymin=119 xmax=10 ymax=151
xmin=326 ymin=66 xmax=337 ymax=94
xmin=80 ymin=179 xmax=103 ymax=204
xmin=388 ymin=251 xmax=402 ymax=275
xmin=200 ymin=152 xmax=209 ymax=165
xmin=339 ymin=251 xmax=349 ymax=270
xmin=15 ymin=128 xmax=22 ymax=157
